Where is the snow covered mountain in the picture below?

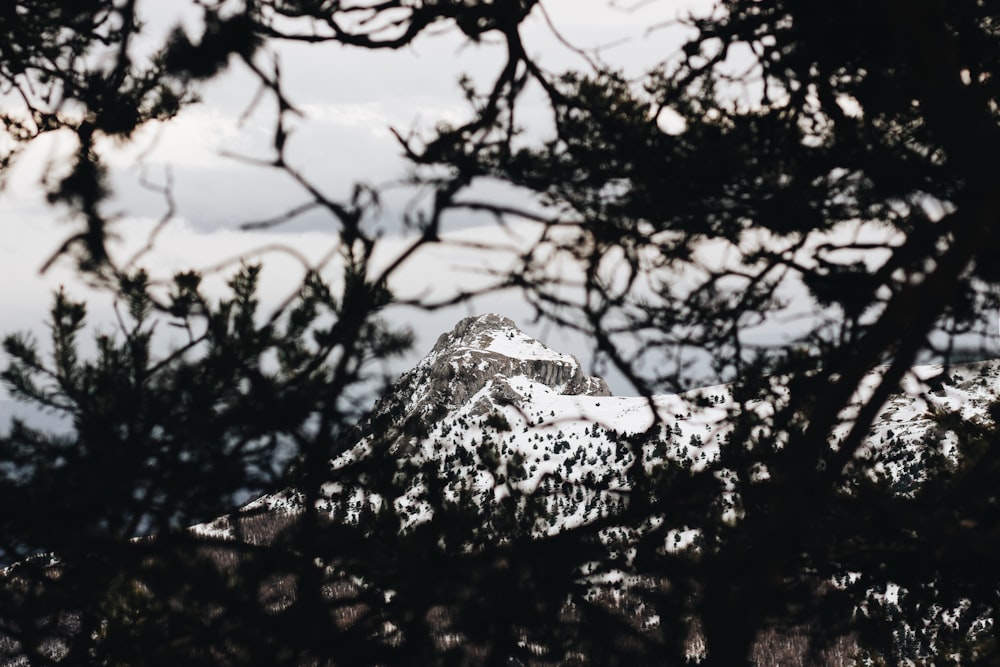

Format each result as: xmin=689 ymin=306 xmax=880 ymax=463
xmin=213 ymin=314 xmax=728 ymax=536
xmin=206 ymin=313 xmax=1000 ymax=541
xmin=12 ymin=314 xmax=999 ymax=666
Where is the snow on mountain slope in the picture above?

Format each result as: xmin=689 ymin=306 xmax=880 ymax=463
xmin=206 ymin=314 xmax=1000 ymax=539
xmin=843 ymin=361 xmax=1000 ymax=491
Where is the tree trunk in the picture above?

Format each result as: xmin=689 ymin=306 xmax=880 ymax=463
xmin=700 ymin=570 xmax=763 ymax=667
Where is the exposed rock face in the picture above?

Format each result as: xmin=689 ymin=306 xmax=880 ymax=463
xmin=369 ymin=314 xmax=609 ymax=437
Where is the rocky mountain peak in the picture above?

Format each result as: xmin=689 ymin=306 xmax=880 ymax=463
xmin=428 ymin=313 xmax=519 ymax=355
xmin=420 ymin=313 xmax=609 ymax=398
xmin=369 ymin=314 xmax=610 ymax=439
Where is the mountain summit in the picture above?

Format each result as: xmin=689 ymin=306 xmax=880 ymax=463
xmin=335 ymin=314 xmax=700 ymax=533
xmin=423 ymin=313 xmax=609 ymax=397
xmin=368 ymin=314 xmax=609 ymax=443
xmin=233 ymin=314 xmax=641 ymax=531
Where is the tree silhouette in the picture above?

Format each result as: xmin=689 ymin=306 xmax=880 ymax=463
xmin=2 ymin=1 xmax=1000 ymax=665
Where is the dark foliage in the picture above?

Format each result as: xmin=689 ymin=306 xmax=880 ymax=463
xmin=2 ymin=0 xmax=1000 ymax=665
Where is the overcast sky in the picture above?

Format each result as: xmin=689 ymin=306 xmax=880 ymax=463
xmin=1 ymin=0 xmax=727 ymax=413
xmin=2 ymin=0 xmax=996 ymax=432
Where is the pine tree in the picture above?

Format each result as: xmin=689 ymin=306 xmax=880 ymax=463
xmin=3 ymin=1 xmax=1000 ymax=664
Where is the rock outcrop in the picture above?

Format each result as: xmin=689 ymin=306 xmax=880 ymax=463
xmin=369 ymin=314 xmax=609 ymax=438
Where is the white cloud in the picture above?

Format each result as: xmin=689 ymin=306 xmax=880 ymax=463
xmin=100 ymin=107 xmax=244 ymax=170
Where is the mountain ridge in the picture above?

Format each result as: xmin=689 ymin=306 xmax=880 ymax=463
xmin=229 ymin=314 xmax=1000 ymax=538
